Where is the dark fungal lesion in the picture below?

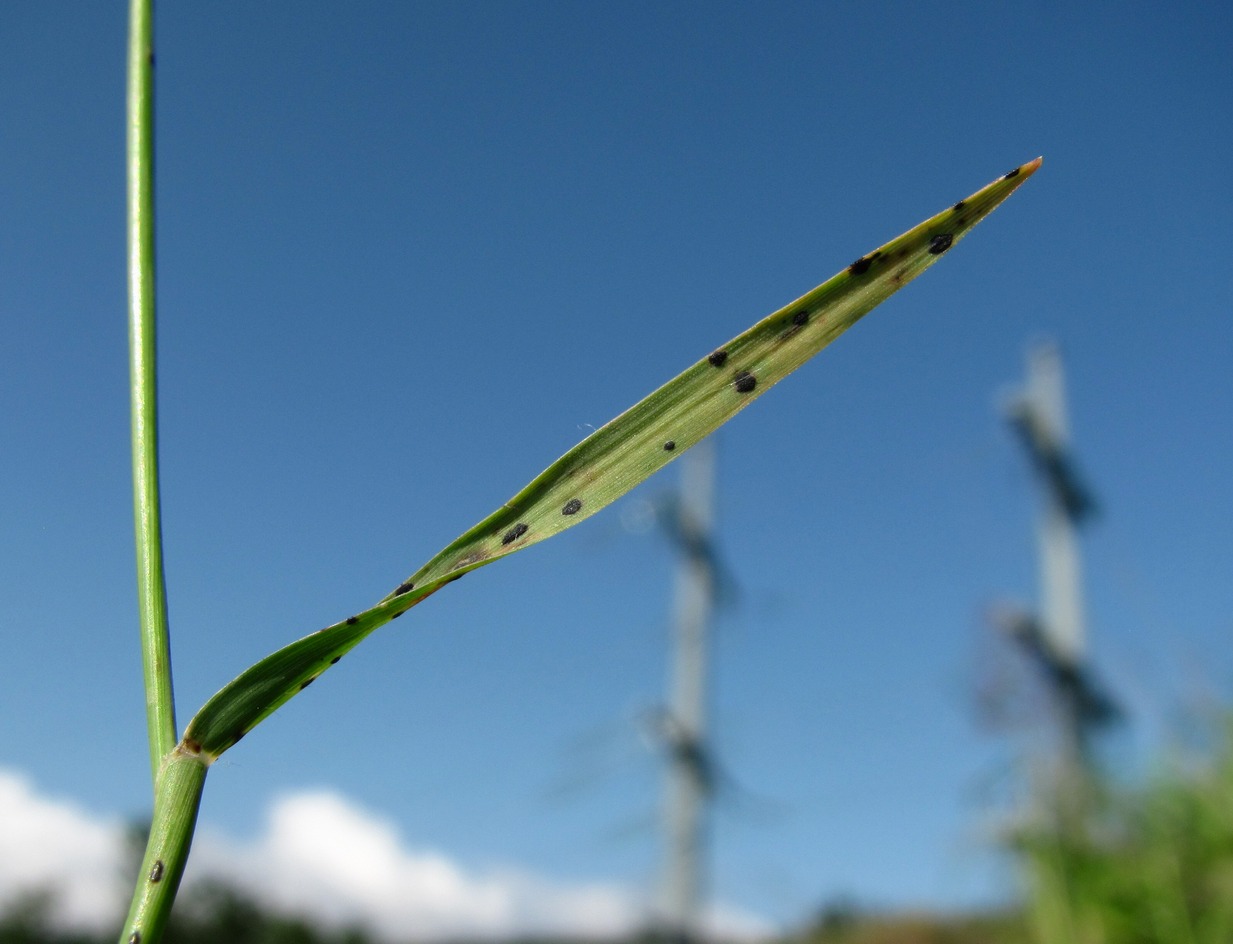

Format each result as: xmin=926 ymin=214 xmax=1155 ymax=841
xmin=1003 ymin=167 xmax=1021 ymax=180
xmin=733 ymin=370 xmax=757 ymax=393
xmin=345 ymin=616 xmax=359 ymax=626
xmin=663 ymin=440 xmax=676 ymax=451
xmin=502 ymin=522 xmax=529 ymax=545
xmin=330 ymin=655 xmax=341 ymax=664
xmin=149 ymin=860 xmax=165 ymax=883
xmin=928 ymin=233 xmax=954 ymax=255
xmin=394 ymin=581 xmax=415 ymax=596
xmin=707 ymin=349 xmax=728 ymax=367
xmin=299 ymin=676 xmax=316 ymax=690
xmin=779 ymin=308 xmax=810 ymax=341
xmin=848 ymin=256 xmax=873 ymax=275
xmin=130 ymin=932 xmax=141 ymax=944
xmin=953 ymin=200 xmax=966 ymax=212
xmin=562 ymin=498 xmax=582 ymax=515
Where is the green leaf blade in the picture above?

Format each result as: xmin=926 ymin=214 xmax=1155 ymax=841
xmin=389 ymin=158 xmax=1042 ymax=591
xmin=184 ymin=158 xmax=1041 ymax=758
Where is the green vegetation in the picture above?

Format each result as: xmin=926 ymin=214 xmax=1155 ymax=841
xmin=2 ymin=885 xmax=356 ymax=944
xmin=784 ymin=715 xmax=1233 ymax=944
xmin=1013 ymin=718 xmax=1233 ymax=944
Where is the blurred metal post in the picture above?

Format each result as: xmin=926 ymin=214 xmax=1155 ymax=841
xmin=1000 ymin=341 xmax=1115 ymax=797
xmin=662 ymin=439 xmax=717 ymax=944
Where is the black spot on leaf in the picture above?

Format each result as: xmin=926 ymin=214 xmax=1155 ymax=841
xmin=792 ymin=310 xmax=810 ymax=327
xmin=1003 ymin=167 xmax=1020 ymax=180
xmin=391 ymin=610 xmax=404 ymax=620
xmin=953 ymin=200 xmax=966 ymax=212
xmin=330 ymin=656 xmax=341 ymax=664
xmin=849 ymin=257 xmax=872 ymax=275
xmin=149 ymin=860 xmax=164 ymax=883
xmin=562 ymin=498 xmax=582 ymax=515
xmin=130 ymin=932 xmax=141 ymax=944
xmin=299 ymin=676 xmax=315 ymax=690
xmin=345 ymin=616 xmax=358 ymax=626
xmin=502 ymin=522 xmax=529 ymax=545
xmin=734 ymin=371 xmax=757 ymax=393
xmin=708 ymin=350 xmax=728 ymax=368
xmin=929 ymin=233 xmax=953 ymax=255
xmin=395 ymin=581 xmax=415 ymax=596
xmin=663 ymin=441 xmax=676 ymax=451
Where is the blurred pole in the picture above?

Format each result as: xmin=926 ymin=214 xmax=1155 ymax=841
xmin=1027 ymin=344 xmax=1084 ymax=776
xmin=1002 ymin=341 xmax=1111 ymax=806
xmin=1029 ymin=344 xmax=1086 ymax=671
xmin=663 ymin=439 xmax=717 ymax=944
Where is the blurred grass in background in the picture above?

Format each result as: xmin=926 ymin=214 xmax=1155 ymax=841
xmin=1010 ymin=714 xmax=1233 ymax=944
xmin=797 ymin=711 xmax=1233 ymax=944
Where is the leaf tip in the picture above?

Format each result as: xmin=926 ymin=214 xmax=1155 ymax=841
xmin=1015 ymin=156 xmax=1043 ymax=179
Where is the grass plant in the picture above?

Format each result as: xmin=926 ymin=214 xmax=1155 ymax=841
xmin=1014 ymin=718 xmax=1233 ymax=944
xmin=118 ymin=2 xmax=1039 ymax=941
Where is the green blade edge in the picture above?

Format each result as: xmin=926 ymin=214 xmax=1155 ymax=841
xmin=183 ymin=158 xmax=1041 ymax=759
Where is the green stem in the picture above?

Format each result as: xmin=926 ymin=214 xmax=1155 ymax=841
xmin=127 ymin=0 xmax=177 ymax=780
xmin=118 ymin=745 xmax=209 ymax=944
xmin=124 ymin=8 xmax=203 ymax=940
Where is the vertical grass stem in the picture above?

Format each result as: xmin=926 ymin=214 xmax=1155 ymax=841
xmin=128 ymin=0 xmax=177 ymax=782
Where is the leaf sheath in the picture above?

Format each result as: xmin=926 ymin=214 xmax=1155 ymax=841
xmin=118 ymin=747 xmax=208 ymax=944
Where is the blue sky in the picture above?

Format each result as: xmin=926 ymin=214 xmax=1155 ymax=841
xmin=2 ymin=1 xmax=1231 ymax=933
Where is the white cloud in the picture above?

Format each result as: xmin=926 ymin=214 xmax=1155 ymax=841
xmin=0 ymin=768 xmax=772 ymax=941
xmin=186 ymin=789 xmax=644 ymax=940
xmin=0 ymin=769 xmax=128 ymax=930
